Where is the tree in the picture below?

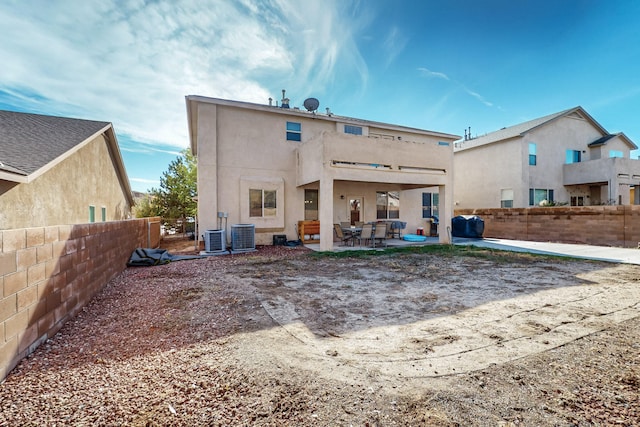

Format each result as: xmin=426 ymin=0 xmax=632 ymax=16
xmin=132 ymin=193 xmax=163 ymax=218
xmin=137 ymin=149 xmax=197 ymax=220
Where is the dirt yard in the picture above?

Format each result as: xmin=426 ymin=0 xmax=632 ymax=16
xmin=1 ymin=238 xmax=639 ymax=426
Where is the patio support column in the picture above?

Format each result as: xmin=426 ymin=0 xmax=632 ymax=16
xmin=319 ymin=177 xmax=335 ymax=251
xmin=439 ymin=183 xmax=452 ymax=244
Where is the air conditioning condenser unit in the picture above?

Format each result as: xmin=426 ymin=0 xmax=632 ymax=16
xmin=203 ymin=229 xmax=227 ymax=254
xmin=231 ymin=224 xmax=256 ymax=253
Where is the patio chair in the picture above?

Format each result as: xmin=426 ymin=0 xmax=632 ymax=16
xmin=357 ymin=223 xmax=373 ymax=246
xmin=334 ymin=223 xmax=354 ymax=246
xmin=372 ymin=223 xmax=387 ymax=248
xmin=354 ymin=221 xmax=364 ymax=227
xmin=340 ymin=221 xmax=351 ymax=228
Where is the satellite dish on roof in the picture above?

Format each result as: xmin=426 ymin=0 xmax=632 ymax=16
xmin=303 ymin=97 xmax=320 ymax=112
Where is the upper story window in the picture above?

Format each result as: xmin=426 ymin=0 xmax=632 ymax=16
xmin=528 ymin=143 xmax=537 ymax=165
xmin=609 ymin=150 xmax=624 ymax=158
xmin=566 ymin=149 xmax=581 ymax=164
xmin=89 ymin=205 xmax=95 ymax=223
xmin=344 ymin=125 xmax=363 ymax=136
xmin=286 ymin=121 xmax=301 ymax=141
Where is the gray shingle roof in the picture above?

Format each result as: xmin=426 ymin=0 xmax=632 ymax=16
xmin=455 ymin=107 xmax=577 ymax=150
xmin=587 ymin=133 xmax=617 ymax=147
xmin=454 ymin=106 xmax=613 ymax=152
xmin=0 ymin=110 xmax=110 ymax=176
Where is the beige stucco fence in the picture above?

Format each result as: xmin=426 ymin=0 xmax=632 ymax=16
xmin=455 ymin=206 xmax=640 ymax=248
xmin=0 ymin=217 xmax=160 ymax=380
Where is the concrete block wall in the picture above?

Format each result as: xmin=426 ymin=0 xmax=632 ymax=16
xmin=455 ymin=206 xmax=640 ymax=248
xmin=1 ymin=217 xmax=160 ymax=380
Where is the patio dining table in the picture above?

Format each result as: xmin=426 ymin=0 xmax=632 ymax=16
xmin=341 ymin=226 xmax=363 ymax=236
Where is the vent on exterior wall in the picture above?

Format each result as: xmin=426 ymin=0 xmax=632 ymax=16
xmin=231 ymin=224 xmax=256 ymax=253
xmin=204 ymin=229 xmax=226 ymax=253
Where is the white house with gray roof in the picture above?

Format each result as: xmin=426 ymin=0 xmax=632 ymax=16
xmin=453 ymin=106 xmax=640 ymax=209
xmin=0 ymin=110 xmax=134 ymax=229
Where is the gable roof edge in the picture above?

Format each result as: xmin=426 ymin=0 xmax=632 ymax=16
xmin=104 ymin=126 xmax=135 ymax=207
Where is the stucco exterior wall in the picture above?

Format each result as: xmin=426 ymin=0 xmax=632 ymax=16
xmin=454 ymin=113 xmax=637 ymax=209
xmin=454 ymin=138 xmax=523 ymax=209
xmin=525 ymin=116 xmax=603 ymax=203
xmin=196 ymin=105 xmax=325 ymax=244
xmin=190 ymin=97 xmax=457 ymax=248
xmin=589 ymin=135 xmax=630 ymax=160
xmin=0 ymin=217 xmax=159 ymax=381
xmin=0 ymin=134 xmax=132 ymax=230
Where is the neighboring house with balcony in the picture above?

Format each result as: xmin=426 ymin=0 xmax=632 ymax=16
xmin=186 ymin=94 xmax=459 ymax=251
xmin=453 ymin=106 xmax=640 ymax=209
xmin=0 ymin=110 xmax=134 ymax=229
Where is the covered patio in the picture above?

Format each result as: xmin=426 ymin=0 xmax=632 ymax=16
xmin=297 ymin=130 xmax=454 ymax=251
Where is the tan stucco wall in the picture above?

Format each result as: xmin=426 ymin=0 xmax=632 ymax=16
xmin=525 ymin=116 xmax=603 ymax=201
xmin=454 ymin=138 xmax=523 ymax=209
xmin=0 ymin=134 xmax=132 ymax=230
xmin=192 ymin=100 xmax=456 ymax=247
xmin=196 ymin=105 xmax=314 ymax=243
xmin=454 ymin=115 xmax=636 ymax=209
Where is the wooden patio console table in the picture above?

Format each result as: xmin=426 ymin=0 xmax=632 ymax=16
xmin=298 ymin=220 xmax=320 ymax=243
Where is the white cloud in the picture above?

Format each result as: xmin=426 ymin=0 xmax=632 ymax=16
xmin=382 ymin=26 xmax=409 ymax=66
xmin=418 ymin=67 xmax=495 ymax=108
xmin=0 ymin=0 xmax=368 ymax=150
xmin=418 ymin=67 xmax=450 ymax=81
xmin=130 ymin=177 xmax=160 ymax=185
xmin=463 ymin=88 xmax=494 ymax=107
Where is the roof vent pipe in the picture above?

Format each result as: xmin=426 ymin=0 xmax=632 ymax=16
xmin=268 ymin=97 xmax=272 ymax=106
xmin=280 ymin=89 xmax=290 ymax=108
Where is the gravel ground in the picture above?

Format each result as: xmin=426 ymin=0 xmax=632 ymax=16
xmin=0 ymin=241 xmax=639 ymax=426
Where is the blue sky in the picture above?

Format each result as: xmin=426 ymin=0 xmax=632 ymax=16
xmin=1 ymin=0 xmax=639 ymax=193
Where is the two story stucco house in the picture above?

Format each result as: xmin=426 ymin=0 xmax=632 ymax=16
xmin=453 ymin=106 xmax=640 ymax=209
xmin=186 ymin=95 xmax=460 ymax=251
xmin=0 ymin=110 xmax=134 ymax=229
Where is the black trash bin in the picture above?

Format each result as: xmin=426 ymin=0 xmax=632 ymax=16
xmin=272 ymin=234 xmax=287 ymax=246
xmin=451 ymin=215 xmax=484 ymax=238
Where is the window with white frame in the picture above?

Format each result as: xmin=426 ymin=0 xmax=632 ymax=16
xmin=609 ymin=150 xmax=624 ymax=158
xmin=240 ymin=176 xmax=284 ymax=228
xmin=501 ymin=189 xmax=514 ymax=208
xmin=89 ymin=205 xmax=95 ymax=223
xmin=249 ymin=189 xmax=277 ymax=217
xmin=529 ymin=188 xmax=554 ymax=206
xmin=344 ymin=124 xmax=363 ymax=135
xmin=376 ymin=191 xmax=400 ymax=219
xmin=286 ymin=121 xmax=301 ymax=141
xmin=101 ymin=206 xmax=106 ymax=222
